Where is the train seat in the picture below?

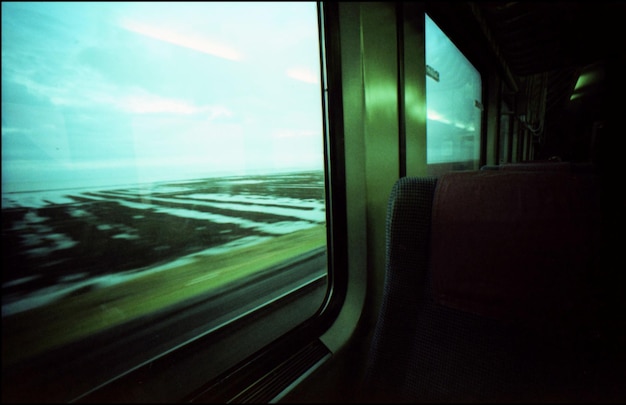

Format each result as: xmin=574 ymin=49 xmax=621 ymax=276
xmin=480 ymin=161 xmax=594 ymax=173
xmin=361 ymin=170 xmax=624 ymax=402
xmin=500 ymin=161 xmax=572 ymax=171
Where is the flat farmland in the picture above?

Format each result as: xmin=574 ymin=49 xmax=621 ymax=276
xmin=1 ymin=170 xmax=327 ymax=364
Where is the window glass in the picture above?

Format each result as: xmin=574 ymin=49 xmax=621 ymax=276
xmin=425 ymin=14 xmax=482 ymax=174
xmin=2 ymin=2 xmax=327 ymax=399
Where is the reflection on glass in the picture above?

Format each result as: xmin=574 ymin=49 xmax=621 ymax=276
xmin=425 ymin=14 xmax=482 ymax=171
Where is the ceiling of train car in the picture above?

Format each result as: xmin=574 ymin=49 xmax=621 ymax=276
xmin=477 ymin=1 xmax=619 ymax=76
xmin=477 ymin=1 xmax=624 ymax=116
xmin=426 ymin=1 xmax=625 ymax=119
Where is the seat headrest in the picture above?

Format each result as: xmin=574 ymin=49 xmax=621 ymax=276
xmin=430 ymin=171 xmax=602 ymax=327
xmin=500 ymin=161 xmax=571 ymax=171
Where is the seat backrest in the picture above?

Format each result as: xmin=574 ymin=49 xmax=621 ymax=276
xmin=482 ymin=161 xmax=594 ymax=173
xmin=500 ymin=161 xmax=572 ymax=171
xmin=362 ymin=170 xmax=624 ymax=402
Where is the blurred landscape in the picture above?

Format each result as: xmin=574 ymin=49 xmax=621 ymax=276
xmin=2 ymin=170 xmax=327 ymax=317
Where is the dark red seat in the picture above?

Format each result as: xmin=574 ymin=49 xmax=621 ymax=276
xmin=362 ymin=170 xmax=624 ymax=402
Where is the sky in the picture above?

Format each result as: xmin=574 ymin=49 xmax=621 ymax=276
xmin=1 ymin=2 xmax=324 ymax=193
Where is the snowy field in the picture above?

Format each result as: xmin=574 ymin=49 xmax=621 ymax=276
xmin=2 ymin=171 xmax=326 ymax=316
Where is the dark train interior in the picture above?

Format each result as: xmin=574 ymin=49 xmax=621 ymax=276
xmin=1 ymin=2 xmax=625 ymax=403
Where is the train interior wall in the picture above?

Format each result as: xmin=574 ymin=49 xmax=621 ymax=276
xmin=282 ymin=2 xmax=623 ymax=403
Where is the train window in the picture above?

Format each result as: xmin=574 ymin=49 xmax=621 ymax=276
xmin=425 ymin=14 xmax=482 ymax=175
xmin=2 ymin=1 xmax=328 ymax=401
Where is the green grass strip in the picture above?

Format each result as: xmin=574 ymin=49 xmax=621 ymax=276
xmin=2 ymin=225 xmax=327 ymax=366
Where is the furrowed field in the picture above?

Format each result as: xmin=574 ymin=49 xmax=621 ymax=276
xmin=1 ymin=171 xmax=327 ymax=364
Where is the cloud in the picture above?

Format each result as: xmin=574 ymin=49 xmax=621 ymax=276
xmin=1 ymin=127 xmax=29 ymax=135
xmin=118 ymin=18 xmax=243 ymax=62
xmin=286 ymin=67 xmax=320 ymax=84
xmin=116 ymin=89 xmax=233 ymax=119
xmin=9 ymin=67 xmax=232 ymax=120
xmin=273 ymin=129 xmax=318 ymax=139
